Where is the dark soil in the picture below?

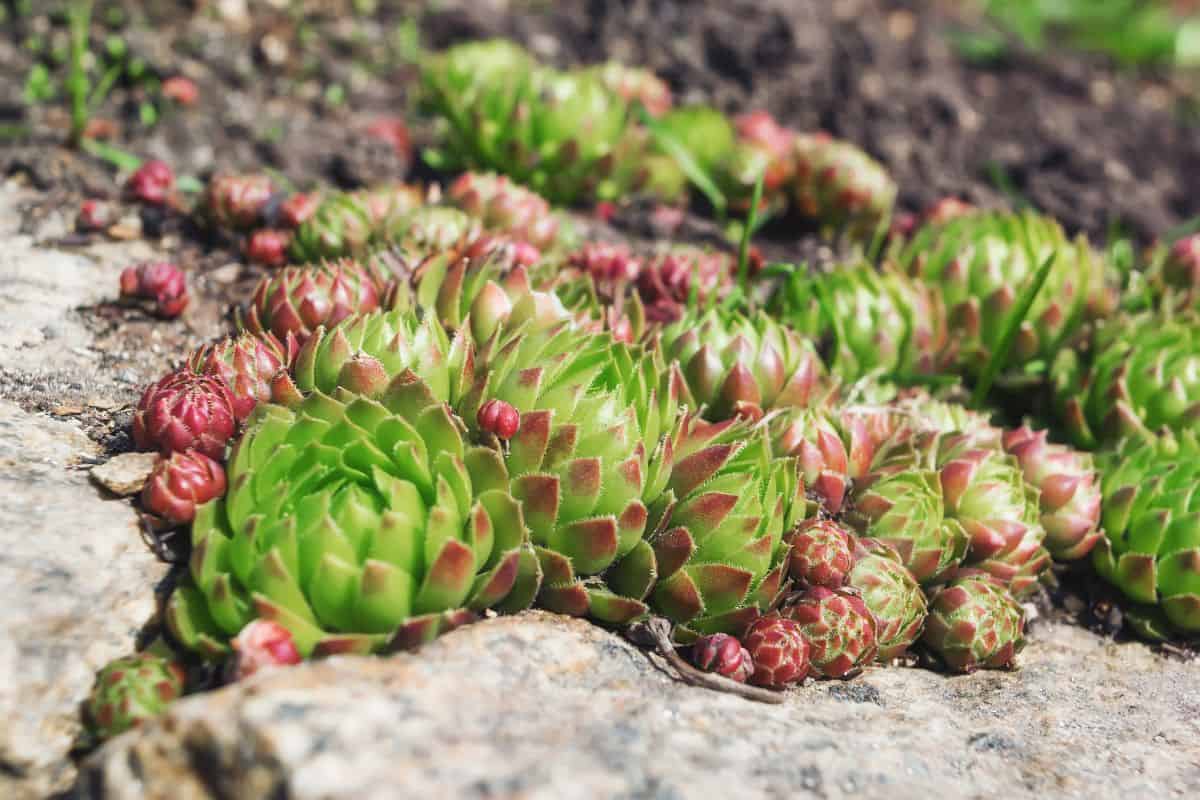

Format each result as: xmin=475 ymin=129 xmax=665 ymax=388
xmin=3 ymin=0 xmax=1199 ymax=247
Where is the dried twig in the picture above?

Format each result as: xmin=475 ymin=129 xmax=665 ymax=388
xmin=626 ymin=617 xmax=785 ymax=705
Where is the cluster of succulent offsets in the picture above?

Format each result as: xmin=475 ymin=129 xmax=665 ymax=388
xmin=81 ymin=41 xmax=1200 ymax=742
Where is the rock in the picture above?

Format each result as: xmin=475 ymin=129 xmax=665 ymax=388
xmin=90 ymin=452 xmax=160 ymax=496
xmin=79 ymin=611 xmax=1199 ymax=799
xmin=0 ymin=401 xmax=166 ymax=799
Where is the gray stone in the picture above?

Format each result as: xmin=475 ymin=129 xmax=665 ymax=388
xmin=79 ymin=611 xmax=1200 ymax=800
xmin=90 ymin=452 xmax=161 ymax=497
xmin=0 ymin=401 xmax=166 ymax=799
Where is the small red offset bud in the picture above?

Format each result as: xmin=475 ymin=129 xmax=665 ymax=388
xmin=119 ymin=261 xmax=189 ymax=319
xmin=126 ymin=159 xmax=175 ymax=205
xmin=161 ymin=76 xmax=199 ymax=106
xmin=477 ymin=399 xmax=520 ymax=440
xmin=141 ymin=450 xmax=227 ymax=524
xmin=691 ymin=633 xmax=753 ymax=683
xmin=77 ymin=199 xmax=112 ymax=232
xmin=743 ymin=614 xmax=810 ymax=688
xmin=788 ymin=518 xmax=855 ymax=588
xmin=246 ymin=228 xmax=291 ymax=267
xmin=133 ymin=369 xmax=237 ymax=459
xmin=231 ymin=620 xmax=302 ymax=680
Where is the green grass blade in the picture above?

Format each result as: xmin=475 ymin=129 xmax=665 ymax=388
xmin=638 ymin=104 xmax=727 ymax=217
xmin=971 ymin=251 xmax=1057 ymax=408
xmin=736 ymin=169 xmax=765 ymax=294
xmin=81 ymin=138 xmax=141 ymax=171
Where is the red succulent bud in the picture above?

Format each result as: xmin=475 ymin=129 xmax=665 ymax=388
xmin=195 ymin=332 xmax=295 ymax=421
xmin=477 ymin=399 xmax=520 ymax=440
xmin=743 ymin=614 xmax=810 ymax=688
xmin=594 ymin=201 xmax=617 ymax=222
xmin=77 ymin=199 xmax=112 ymax=232
xmin=278 ymin=192 xmax=320 ymax=229
xmin=133 ymin=369 xmax=237 ymax=459
xmin=1165 ymin=234 xmax=1200 ymax=290
xmin=205 ymin=174 xmax=275 ymax=231
xmin=569 ymin=242 xmax=642 ymax=285
xmin=691 ymin=633 xmax=754 ymax=683
xmin=364 ymin=116 xmax=413 ymax=163
xmin=243 ymin=260 xmax=380 ymax=346
xmin=231 ymin=620 xmax=302 ymax=680
xmin=788 ymin=518 xmax=855 ymax=588
xmin=141 ymin=450 xmax=226 ymax=524
xmin=161 ymin=76 xmax=199 ymax=106
xmin=246 ymin=228 xmax=291 ymax=267
xmin=119 ymin=262 xmax=189 ymax=319
xmin=126 ymin=159 xmax=175 ymax=205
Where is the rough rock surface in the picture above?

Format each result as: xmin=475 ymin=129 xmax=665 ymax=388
xmin=0 ymin=401 xmax=166 ymax=799
xmin=80 ymin=611 xmax=1199 ymax=800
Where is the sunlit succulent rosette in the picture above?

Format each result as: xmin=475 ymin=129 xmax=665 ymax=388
xmin=446 ymin=172 xmax=560 ymax=251
xmin=845 ymin=468 xmax=969 ymax=586
xmin=793 ymin=133 xmax=896 ymax=239
xmin=872 ymin=430 xmax=1050 ymax=597
xmin=848 ymin=538 xmax=927 ymax=661
xmin=454 ymin=301 xmax=676 ymax=625
xmin=717 ymin=111 xmax=796 ymax=214
xmin=270 ymin=308 xmax=474 ymax=411
xmin=203 ymin=173 xmax=275 ymax=232
xmin=166 ymin=376 xmax=538 ymax=659
xmin=194 ymin=331 xmax=297 ymax=422
xmin=898 ymin=210 xmax=1105 ymax=378
xmin=776 ymin=261 xmax=949 ymax=382
xmin=921 ymin=573 xmax=1025 ymax=673
xmin=242 ymin=259 xmax=382 ymax=347
xmin=290 ymin=193 xmax=375 ymax=262
xmin=84 ymin=651 xmax=185 ymax=741
xmin=1053 ymin=310 xmax=1200 ymax=448
xmin=1091 ymin=432 xmax=1200 ymax=638
xmin=423 ymin=42 xmax=644 ymax=204
xmin=653 ymin=105 xmax=736 ymax=179
xmin=647 ymin=420 xmax=800 ymax=642
xmin=656 ymin=309 xmax=826 ymax=421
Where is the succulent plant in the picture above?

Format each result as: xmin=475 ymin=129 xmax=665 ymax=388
xmin=845 ymin=469 xmax=969 ymax=585
xmin=566 ymin=242 xmax=643 ymax=293
xmin=787 ymin=518 xmax=855 ymax=588
xmin=691 ymin=632 xmax=754 ymax=683
xmin=719 ymin=111 xmax=796 ymax=212
xmin=898 ymin=210 xmax=1104 ymax=377
xmin=1053 ymin=310 xmax=1200 ymax=447
xmin=389 ymin=206 xmax=483 ymax=258
xmin=133 ymin=369 xmax=237 ymax=459
xmin=423 ymin=42 xmax=644 ymax=204
xmin=166 ymin=376 xmax=537 ymax=658
xmin=279 ymin=192 xmax=321 ymax=229
xmin=1002 ymin=426 xmax=1102 ymax=560
xmin=230 ymin=619 xmax=303 ymax=680
xmin=786 ymin=586 xmax=878 ymax=678
xmin=271 ymin=308 xmax=472 ymax=408
xmin=922 ymin=574 xmax=1025 ymax=673
xmin=196 ymin=332 xmax=296 ymax=421
xmin=793 ymin=133 xmax=896 ymax=239
xmin=142 ymin=450 xmax=227 ymax=525
xmin=742 ymin=614 xmax=810 ymax=688
xmin=1162 ymin=234 xmax=1200 ymax=291
xmin=656 ymin=309 xmax=825 ymax=421
xmin=458 ymin=314 xmax=673 ymax=624
xmin=290 ymin=194 xmax=374 ymax=262
xmin=590 ymin=61 xmax=672 ymax=117
xmin=769 ymin=407 xmax=871 ymax=514
xmin=356 ymin=184 xmax=427 ymax=234
xmin=119 ymin=261 xmax=189 ymax=319
xmin=648 ymin=422 xmax=799 ymax=638
xmin=447 ymin=172 xmax=560 ymax=250
xmin=246 ymin=229 xmax=292 ymax=267
xmin=126 ymin=159 xmax=174 ymax=205
xmin=776 ymin=262 xmax=948 ymax=382
xmin=243 ymin=260 xmax=382 ymax=346
xmin=1092 ymin=432 xmax=1200 ymax=636
xmin=204 ymin=174 xmax=274 ymax=231
xmin=636 ymin=246 xmax=735 ymax=324
xmin=847 ymin=538 xmax=927 ymax=661
xmin=874 ymin=430 xmax=1050 ymax=596
xmin=84 ymin=652 xmax=185 ymax=740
